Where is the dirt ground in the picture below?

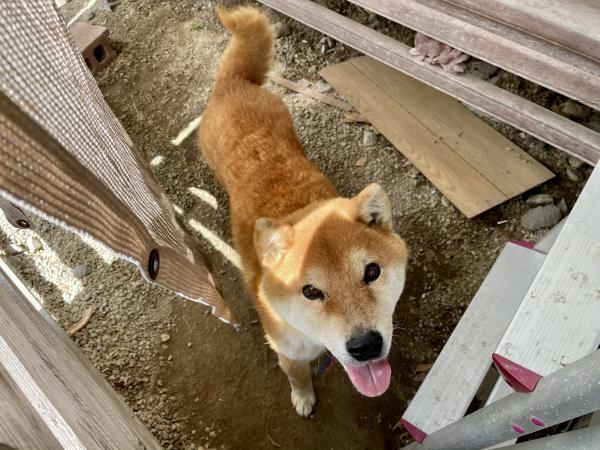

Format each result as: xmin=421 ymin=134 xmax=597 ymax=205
xmin=1 ymin=1 xmax=597 ymax=449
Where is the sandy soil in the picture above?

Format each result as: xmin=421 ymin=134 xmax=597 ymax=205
xmin=1 ymin=1 xmax=596 ymax=449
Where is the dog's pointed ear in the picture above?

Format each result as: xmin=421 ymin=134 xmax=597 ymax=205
xmin=352 ymin=183 xmax=393 ymax=231
xmin=254 ymin=218 xmax=294 ymax=269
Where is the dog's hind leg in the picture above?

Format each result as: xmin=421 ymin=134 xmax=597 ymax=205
xmin=277 ymin=353 xmax=316 ymax=417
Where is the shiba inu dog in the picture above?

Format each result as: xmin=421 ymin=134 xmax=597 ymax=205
xmin=199 ymin=6 xmax=408 ymax=417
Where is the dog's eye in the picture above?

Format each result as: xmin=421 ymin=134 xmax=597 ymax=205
xmin=363 ymin=262 xmax=381 ymax=284
xmin=302 ymin=284 xmax=325 ymax=301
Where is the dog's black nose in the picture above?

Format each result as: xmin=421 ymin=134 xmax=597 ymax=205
xmin=346 ymin=330 xmax=383 ymax=361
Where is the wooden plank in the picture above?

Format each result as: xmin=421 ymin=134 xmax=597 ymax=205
xmin=443 ymin=0 xmax=600 ymax=64
xmin=269 ymin=74 xmax=353 ymax=111
xmin=0 ymin=257 xmax=161 ymax=450
xmin=350 ymin=57 xmax=554 ymax=198
xmin=347 ymin=0 xmax=600 ymax=109
xmin=321 ymin=57 xmax=553 ymax=217
xmin=494 ymin=164 xmax=600 ymax=386
xmin=0 ymin=364 xmax=61 ymax=450
xmin=257 ymin=0 xmax=600 ymax=166
xmin=401 ymin=243 xmax=546 ymax=440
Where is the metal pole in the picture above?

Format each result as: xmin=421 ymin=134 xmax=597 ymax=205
xmin=501 ymin=425 xmax=600 ymax=450
xmin=401 ymin=350 xmax=600 ymax=449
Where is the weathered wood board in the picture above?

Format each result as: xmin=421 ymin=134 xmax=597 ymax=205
xmin=321 ymin=57 xmax=554 ymax=217
xmin=494 ymin=164 xmax=600 ymax=389
xmin=258 ymin=0 xmax=600 ymax=165
xmin=401 ymin=243 xmax=546 ymax=441
xmin=0 ymin=257 xmax=161 ymax=450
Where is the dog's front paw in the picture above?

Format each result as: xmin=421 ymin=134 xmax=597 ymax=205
xmin=291 ymin=389 xmax=316 ymax=417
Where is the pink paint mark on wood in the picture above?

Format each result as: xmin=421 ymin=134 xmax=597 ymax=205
xmin=492 ymin=353 xmax=543 ymax=392
xmin=510 ymin=240 xmax=535 ymax=249
xmin=401 ymin=419 xmax=428 ymax=444
xmin=531 ymin=417 xmax=545 ymax=427
xmin=512 ymin=423 xmax=526 ymax=434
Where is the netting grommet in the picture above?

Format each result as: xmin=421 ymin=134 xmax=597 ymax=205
xmin=148 ymin=249 xmax=160 ymax=280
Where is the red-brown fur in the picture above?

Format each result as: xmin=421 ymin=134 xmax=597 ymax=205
xmin=200 ymin=6 xmax=408 ymax=416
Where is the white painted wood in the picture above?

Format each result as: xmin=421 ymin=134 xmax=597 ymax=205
xmin=501 ymin=425 xmax=600 ymax=450
xmin=533 ymin=219 xmax=566 ymax=255
xmin=402 ymin=242 xmax=546 ymax=435
xmin=494 ymin=165 xmax=600 ymax=378
xmin=0 ymin=258 xmax=161 ymax=449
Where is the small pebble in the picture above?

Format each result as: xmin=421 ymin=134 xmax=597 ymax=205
xmin=568 ymin=156 xmax=583 ymax=168
xmin=314 ymin=80 xmax=333 ymax=94
xmin=525 ymin=193 xmax=553 ymax=206
xmin=362 ymin=130 xmax=377 ymax=147
xmin=566 ymin=167 xmax=580 ymax=182
xmin=26 ymin=236 xmax=43 ymax=252
xmin=355 ymin=156 xmax=367 ymax=167
xmin=273 ymin=21 xmax=290 ymax=38
xmin=6 ymin=243 xmax=26 ymax=256
xmin=441 ymin=196 xmax=450 ymax=208
xmin=161 ymin=333 xmax=171 ymax=343
xmin=72 ymin=263 xmax=91 ymax=279
xmin=560 ymin=99 xmax=592 ymax=120
xmin=558 ymin=198 xmax=569 ymax=216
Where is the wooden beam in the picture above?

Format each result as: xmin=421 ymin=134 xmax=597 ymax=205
xmin=0 ymin=258 xmax=161 ymax=450
xmin=347 ymin=0 xmax=600 ymax=109
xmin=443 ymin=0 xmax=600 ymax=64
xmin=493 ymin=164 xmax=600 ymax=388
xmin=257 ymin=0 xmax=600 ymax=165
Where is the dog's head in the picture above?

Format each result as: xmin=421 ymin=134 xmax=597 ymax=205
xmin=255 ymin=183 xmax=408 ymax=396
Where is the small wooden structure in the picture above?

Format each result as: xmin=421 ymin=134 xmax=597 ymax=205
xmin=258 ymin=0 xmax=600 ymax=165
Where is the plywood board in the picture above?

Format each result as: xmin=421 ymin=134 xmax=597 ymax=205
xmin=321 ymin=57 xmax=553 ymax=217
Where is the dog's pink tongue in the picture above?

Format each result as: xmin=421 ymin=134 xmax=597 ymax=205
xmin=346 ymin=359 xmax=391 ymax=397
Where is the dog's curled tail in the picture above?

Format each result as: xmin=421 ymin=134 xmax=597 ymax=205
xmin=216 ymin=6 xmax=274 ymax=85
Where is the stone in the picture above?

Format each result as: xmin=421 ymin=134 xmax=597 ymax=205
xmin=568 ymin=156 xmax=584 ymax=168
xmin=560 ymin=99 xmax=592 ymax=120
xmin=160 ymin=333 xmax=170 ymax=343
xmin=585 ymin=119 xmax=600 ymax=133
xmin=566 ymin=167 xmax=580 ymax=182
xmin=314 ymin=80 xmax=333 ymax=94
xmin=362 ymin=130 xmax=377 ymax=147
xmin=26 ymin=236 xmax=43 ymax=252
xmin=6 ymin=243 xmax=25 ymax=256
xmin=273 ymin=21 xmax=290 ymax=38
xmin=441 ymin=196 xmax=450 ymax=207
xmin=521 ymin=205 xmax=562 ymax=231
xmin=470 ymin=61 xmax=499 ymax=80
xmin=72 ymin=263 xmax=91 ymax=279
xmin=558 ymin=198 xmax=569 ymax=216
xmin=525 ymin=193 xmax=553 ymax=206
